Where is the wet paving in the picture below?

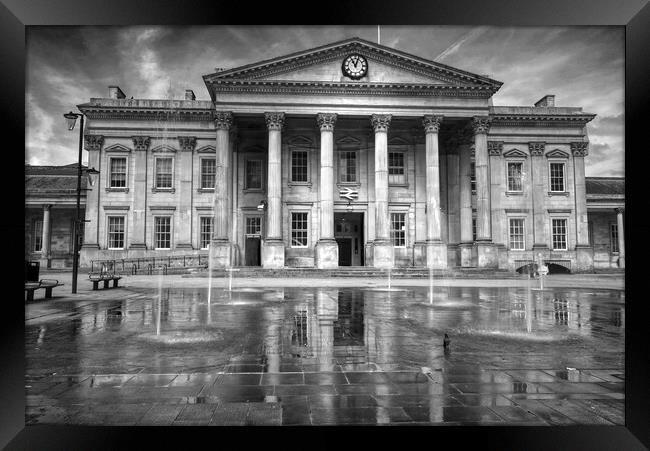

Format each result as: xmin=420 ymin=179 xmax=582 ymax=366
xmin=25 ymin=282 xmax=625 ymax=426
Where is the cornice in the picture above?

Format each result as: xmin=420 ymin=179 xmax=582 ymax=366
xmin=79 ymin=107 xmax=215 ymax=122
xmin=490 ymin=113 xmax=596 ymax=127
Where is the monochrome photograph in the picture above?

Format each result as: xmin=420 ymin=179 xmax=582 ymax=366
xmin=24 ymin=25 xmax=625 ymax=427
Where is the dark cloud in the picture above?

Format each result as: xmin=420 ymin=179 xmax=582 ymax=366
xmin=25 ymin=26 xmax=624 ymax=177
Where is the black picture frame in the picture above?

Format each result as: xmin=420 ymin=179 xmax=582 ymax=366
xmin=4 ymin=1 xmax=648 ymax=449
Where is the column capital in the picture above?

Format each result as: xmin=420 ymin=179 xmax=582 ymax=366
xmin=422 ymin=115 xmax=443 ymax=134
xmin=487 ymin=141 xmax=503 ymax=156
xmin=215 ymin=111 xmax=233 ymax=130
xmin=528 ymin=141 xmax=546 ymax=156
xmin=370 ymin=114 xmax=392 ymax=133
xmin=84 ymin=134 xmax=104 ymax=151
xmin=132 ymin=136 xmax=151 ymax=152
xmin=178 ymin=136 xmax=196 ymax=152
xmin=42 ymin=204 xmax=52 ymax=211
xmin=472 ymin=116 xmax=491 ymax=135
xmin=615 ymin=207 xmax=625 ymax=214
xmin=265 ymin=112 xmax=285 ymax=131
xmin=316 ymin=113 xmax=337 ymax=132
xmin=570 ymin=141 xmax=589 ymax=157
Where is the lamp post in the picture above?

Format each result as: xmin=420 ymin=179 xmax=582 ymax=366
xmin=64 ymin=111 xmax=99 ymax=294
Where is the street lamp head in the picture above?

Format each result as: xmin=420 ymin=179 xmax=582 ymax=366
xmin=86 ymin=167 xmax=100 ymax=186
xmin=257 ymin=200 xmax=267 ymax=211
xmin=64 ymin=112 xmax=79 ymax=130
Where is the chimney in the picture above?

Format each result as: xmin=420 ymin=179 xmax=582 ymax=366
xmin=184 ymin=89 xmax=196 ymax=101
xmin=108 ymin=86 xmax=126 ymax=99
xmin=534 ymin=95 xmax=555 ymax=107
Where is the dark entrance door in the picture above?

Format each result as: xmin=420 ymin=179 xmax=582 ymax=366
xmin=245 ymin=237 xmax=261 ymax=266
xmin=337 ymin=238 xmax=352 ymax=266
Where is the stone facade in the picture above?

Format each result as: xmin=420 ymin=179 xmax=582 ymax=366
xmin=71 ymin=37 xmax=623 ymax=272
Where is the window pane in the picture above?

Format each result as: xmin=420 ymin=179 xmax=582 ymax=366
xmin=155 ymin=217 xmax=171 ymax=249
xmin=388 ymin=152 xmax=405 ymax=184
xmin=291 ymin=151 xmax=308 ymax=182
xmin=472 ymin=217 xmax=477 ymax=241
xmin=156 ymin=158 xmax=173 ymax=188
xmin=470 ymin=162 xmax=476 ymax=192
xmin=509 ymin=218 xmax=525 ymax=250
xmin=610 ymin=224 xmax=619 ymax=253
xmin=200 ymin=217 xmax=213 ymax=249
xmin=390 ymin=213 xmax=406 ymax=246
xmin=246 ymin=217 xmax=261 ymax=235
xmin=108 ymin=216 xmax=125 ymax=249
xmin=246 ymin=160 xmax=262 ymax=189
xmin=508 ymin=162 xmax=523 ymax=191
xmin=552 ymin=219 xmax=567 ymax=250
xmin=33 ymin=220 xmax=43 ymax=252
xmin=339 ymin=151 xmax=357 ymax=182
xmin=291 ymin=212 xmax=308 ymax=247
xmin=550 ymin=163 xmax=565 ymax=192
xmin=110 ymin=157 xmax=127 ymax=187
xmin=201 ymin=159 xmax=216 ymax=189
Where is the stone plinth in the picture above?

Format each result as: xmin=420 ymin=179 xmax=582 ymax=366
xmin=413 ymin=242 xmax=427 ymax=267
xmin=477 ymin=242 xmax=498 ymax=268
xmin=262 ymin=239 xmax=285 ymax=268
xmin=315 ymin=239 xmax=338 ymax=269
xmin=210 ymin=240 xmax=235 ymax=268
xmin=426 ymin=242 xmax=447 ymax=269
xmin=372 ymin=240 xmax=394 ymax=269
xmin=575 ymin=245 xmax=594 ymax=272
xmin=459 ymin=243 xmax=473 ymax=267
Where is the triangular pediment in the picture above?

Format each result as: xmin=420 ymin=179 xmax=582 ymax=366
xmin=336 ymin=135 xmax=361 ymax=146
xmin=104 ymin=144 xmax=131 ymax=152
xmin=196 ymin=145 xmax=216 ymax=153
xmin=151 ymin=144 xmax=176 ymax=153
xmin=503 ymin=148 xmax=528 ymax=158
xmin=204 ymin=37 xmax=502 ymax=96
xmin=287 ymin=135 xmax=313 ymax=147
xmin=388 ymin=136 xmax=411 ymax=146
xmin=545 ymin=149 xmax=570 ymax=159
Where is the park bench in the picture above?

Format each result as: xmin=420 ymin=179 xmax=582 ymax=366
xmin=88 ymin=272 xmax=122 ymax=290
xmin=24 ymin=279 xmax=64 ymax=302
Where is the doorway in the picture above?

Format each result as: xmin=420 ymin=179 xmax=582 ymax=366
xmin=334 ymin=212 xmax=364 ymax=266
xmin=244 ymin=215 xmax=263 ymax=266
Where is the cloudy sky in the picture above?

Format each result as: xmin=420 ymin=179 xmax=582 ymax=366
xmin=25 ymin=25 xmax=624 ymax=176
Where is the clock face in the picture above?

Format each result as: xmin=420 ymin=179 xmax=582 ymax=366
xmin=342 ymin=54 xmax=368 ymax=79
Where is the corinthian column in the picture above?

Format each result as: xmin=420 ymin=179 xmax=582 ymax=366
xmin=262 ymin=112 xmax=286 ymax=268
xmin=210 ymin=112 xmax=234 ymax=268
xmin=571 ymin=141 xmax=593 ymax=271
xmin=177 ymin=136 xmax=196 ymax=249
xmin=130 ymin=136 xmax=150 ymax=251
xmin=615 ymin=207 xmax=625 ymax=268
xmin=473 ymin=116 xmax=497 ymax=268
xmin=459 ymin=137 xmax=473 ymax=267
xmin=315 ymin=113 xmax=339 ymax=268
xmin=79 ymin=135 xmax=103 ymax=267
xmin=423 ymin=115 xmax=447 ymax=268
xmin=370 ymin=114 xmax=394 ymax=269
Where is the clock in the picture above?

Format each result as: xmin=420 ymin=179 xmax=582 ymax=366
xmin=342 ymin=54 xmax=368 ymax=80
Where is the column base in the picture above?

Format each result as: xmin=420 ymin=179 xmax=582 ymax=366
xmin=426 ymin=241 xmax=447 ymax=269
xmin=262 ymin=239 xmax=285 ymax=269
xmin=372 ymin=240 xmax=394 ymax=269
xmin=459 ymin=242 xmax=473 ymax=267
xmin=39 ymin=257 xmax=51 ymax=270
xmin=413 ymin=242 xmax=427 ymax=267
xmin=575 ymin=245 xmax=594 ymax=272
xmin=618 ymin=256 xmax=625 ymax=269
xmin=476 ymin=241 xmax=498 ymax=268
xmin=210 ymin=240 xmax=235 ymax=268
xmin=315 ymin=239 xmax=339 ymax=269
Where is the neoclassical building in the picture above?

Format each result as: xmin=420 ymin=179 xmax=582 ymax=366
xmin=75 ymin=37 xmax=624 ymax=272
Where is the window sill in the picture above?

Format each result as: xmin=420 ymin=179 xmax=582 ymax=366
xmin=388 ymin=183 xmax=409 ymax=188
xmin=107 ymin=248 xmax=125 ymax=251
xmin=243 ymin=188 xmax=264 ymax=193
xmin=106 ymin=187 xmax=129 ymax=193
xmin=505 ymin=191 xmax=524 ymax=196
xmin=551 ymin=248 xmax=568 ymax=252
xmin=548 ymin=191 xmax=569 ymax=197
xmin=152 ymin=188 xmax=176 ymax=193
xmin=288 ymin=182 xmax=312 ymax=188
xmin=337 ymin=182 xmax=360 ymax=188
xmin=197 ymin=188 xmax=215 ymax=193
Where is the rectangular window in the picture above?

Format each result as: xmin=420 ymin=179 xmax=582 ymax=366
xmin=291 ymin=150 xmax=308 ymax=182
xmin=472 ymin=217 xmax=477 ymax=241
xmin=610 ymin=223 xmax=619 ymax=253
xmin=155 ymin=158 xmax=173 ymax=188
xmin=388 ymin=152 xmax=405 ymax=184
xmin=509 ymin=218 xmax=525 ymax=250
xmin=390 ymin=212 xmax=406 ymax=247
xmin=199 ymin=217 xmax=213 ymax=249
xmin=551 ymin=218 xmax=568 ymax=250
xmin=291 ymin=212 xmax=308 ymax=247
xmin=154 ymin=216 xmax=171 ymax=249
xmin=507 ymin=162 xmax=523 ymax=192
xmin=32 ymin=219 xmax=43 ymax=252
xmin=201 ymin=159 xmax=216 ymax=189
xmin=339 ymin=151 xmax=357 ymax=183
xmin=109 ymin=157 xmax=127 ymax=188
xmin=107 ymin=216 xmax=125 ymax=249
xmin=470 ymin=162 xmax=476 ymax=193
xmin=246 ymin=217 xmax=261 ymax=235
xmin=245 ymin=160 xmax=262 ymax=190
xmin=550 ymin=162 xmax=565 ymax=192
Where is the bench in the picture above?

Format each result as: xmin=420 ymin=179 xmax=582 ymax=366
xmin=24 ymin=279 xmax=64 ymax=301
xmin=89 ymin=272 xmax=122 ymax=290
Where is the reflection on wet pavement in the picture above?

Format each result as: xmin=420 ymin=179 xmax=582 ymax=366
xmin=25 ymin=285 xmax=624 ymax=425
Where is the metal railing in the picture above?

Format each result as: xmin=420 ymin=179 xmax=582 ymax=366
xmin=90 ymin=254 xmax=209 ymax=275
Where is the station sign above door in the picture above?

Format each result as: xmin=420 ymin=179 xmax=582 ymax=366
xmin=339 ymin=187 xmax=359 ymax=201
